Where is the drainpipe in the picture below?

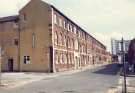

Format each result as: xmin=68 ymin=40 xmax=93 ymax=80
xmin=17 ymin=19 xmax=21 ymax=72
xmin=92 ymin=39 xmax=94 ymax=65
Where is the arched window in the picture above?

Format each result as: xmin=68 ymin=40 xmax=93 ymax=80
xmin=60 ymin=53 xmax=63 ymax=64
xmin=71 ymin=54 xmax=74 ymax=64
xmin=63 ymin=35 xmax=67 ymax=47
xmin=59 ymin=33 xmax=63 ymax=45
xmin=68 ymin=37 xmax=71 ymax=48
xmin=68 ymin=53 xmax=71 ymax=64
xmin=75 ymin=39 xmax=78 ymax=50
xmin=63 ymin=53 xmax=67 ymax=64
xmin=70 ymin=39 xmax=74 ymax=49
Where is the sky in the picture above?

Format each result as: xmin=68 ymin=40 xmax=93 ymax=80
xmin=0 ymin=0 xmax=135 ymax=52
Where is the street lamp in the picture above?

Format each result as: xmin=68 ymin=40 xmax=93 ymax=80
xmin=121 ymin=38 xmax=127 ymax=93
xmin=0 ymin=47 xmax=2 ymax=85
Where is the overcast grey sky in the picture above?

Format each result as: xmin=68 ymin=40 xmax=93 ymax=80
xmin=0 ymin=0 xmax=135 ymax=51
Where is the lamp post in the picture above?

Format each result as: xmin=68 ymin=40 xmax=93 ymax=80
xmin=0 ymin=47 xmax=2 ymax=86
xmin=121 ymin=38 xmax=127 ymax=93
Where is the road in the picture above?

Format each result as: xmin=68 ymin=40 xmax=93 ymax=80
xmin=0 ymin=63 xmax=120 ymax=93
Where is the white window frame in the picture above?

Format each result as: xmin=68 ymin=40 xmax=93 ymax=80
xmin=73 ymin=26 xmax=76 ymax=34
xmin=24 ymin=56 xmax=30 ymax=64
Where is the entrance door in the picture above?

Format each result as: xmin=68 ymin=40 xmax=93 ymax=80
xmin=8 ymin=59 xmax=13 ymax=72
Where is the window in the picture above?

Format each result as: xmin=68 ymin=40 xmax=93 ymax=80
xmin=14 ymin=39 xmax=18 ymax=46
xmin=23 ymin=14 xmax=27 ymax=21
xmin=54 ymin=32 xmax=58 ymax=45
xmin=62 ymin=53 xmax=65 ymax=64
xmin=64 ymin=21 xmax=67 ymax=30
xmin=78 ymin=31 xmax=81 ymax=37
xmin=71 ymin=54 xmax=74 ymax=64
xmin=21 ymin=13 xmax=27 ymax=22
xmin=70 ymin=54 xmax=73 ymax=64
xmin=63 ymin=21 xmax=66 ymax=29
xmin=59 ymin=18 xmax=62 ymax=27
xmin=73 ymin=26 xmax=76 ymax=34
xmin=24 ymin=56 xmax=30 ymax=64
xmin=59 ymin=33 xmax=63 ymax=45
xmin=54 ymin=14 xmax=57 ymax=24
xmin=71 ymin=39 xmax=74 ymax=49
xmin=70 ymin=25 xmax=73 ymax=32
xmin=32 ymin=33 xmax=36 ymax=48
xmin=67 ymin=24 xmax=70 ymax=31
xmin=63 ymin=53 xmax=67 ymax=64
xmin=68 ymin=37 xmax=71 ymax=48
xmin=68 ymin=54 xmax=71 ymax=64
xmin=75 ymin=39 xmax=79 ymax=50
xmin=60 ymin=53 xmax=63 ymax=64
xmin=64 ymin=36 xmax=67 ymax=47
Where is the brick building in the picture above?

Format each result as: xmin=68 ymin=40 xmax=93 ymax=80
xmin=0 ymin=0 xmax=109 ymax=72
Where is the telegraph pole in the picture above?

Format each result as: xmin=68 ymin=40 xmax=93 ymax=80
xmin=121 ymin=38 xmax=127 ymax=93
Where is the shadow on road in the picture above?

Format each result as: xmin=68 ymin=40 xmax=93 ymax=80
xmin=93 ymin=63 xmax=121 ymax=76
xmin=120 ymin=63 xmax=135 ymax=77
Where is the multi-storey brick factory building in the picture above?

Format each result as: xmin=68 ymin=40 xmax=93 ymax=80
xmin=0 ymin=0 xmax=110 ymax=72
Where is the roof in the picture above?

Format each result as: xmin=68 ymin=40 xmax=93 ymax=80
xmin=0 ymin=15 xmax=19 ymax=23
xmin=50 ymin=5 xmax=106 ymax=48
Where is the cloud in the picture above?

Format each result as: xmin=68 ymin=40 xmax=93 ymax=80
xmin=0 ymin=0 xmax=30 ymax=17
xmin=0 ymin=0 xmax=135 ymax=52
xmin=0 ymin=0 xmax=18 ymax=16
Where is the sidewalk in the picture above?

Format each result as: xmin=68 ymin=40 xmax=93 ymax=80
xmin=0 ymin=64 xmax=107 ymax=89
xmin=118 ymin=76 xmax=135 ymax=93
xmin=108 ymin=76 xmax=135 ymax=93
xmin=119 ymin=66 xmax=135 ymax=93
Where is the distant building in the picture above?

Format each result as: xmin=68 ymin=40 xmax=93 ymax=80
xmin=111 ymin=39 xmax=130 ymax=63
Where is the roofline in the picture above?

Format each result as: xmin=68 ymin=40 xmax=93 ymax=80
xmin=0 ymin=15 xmax=19 ymax=23
xmin=51 ymin=5 xmax=106 ymax=48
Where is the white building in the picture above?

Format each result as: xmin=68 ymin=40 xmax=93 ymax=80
xmin=111 ymin=39 xmax=130 ymax=63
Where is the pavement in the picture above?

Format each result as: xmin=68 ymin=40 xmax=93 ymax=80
xmin=108 ymin=66 xmax=135 ymax=93
xmin=0 ymin=63 xmax=120 ymax=93
xmin=0 ymin=64 xmax=105 ymax=89
xmin=118 ymin=73 xmax=135 ymax=93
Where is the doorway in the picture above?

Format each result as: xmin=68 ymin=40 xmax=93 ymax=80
xmin=8 ymin=58 xmax=14 ymax=72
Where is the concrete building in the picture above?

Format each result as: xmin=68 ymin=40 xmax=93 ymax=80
xmin=0 ymin=0 xmax=109 ymax=72
xmin=111 ymin=38 xmax=130 ymax=63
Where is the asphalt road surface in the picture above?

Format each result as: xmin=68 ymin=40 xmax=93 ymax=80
xmin=0 ymin=63 xmax=120 ymax=93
